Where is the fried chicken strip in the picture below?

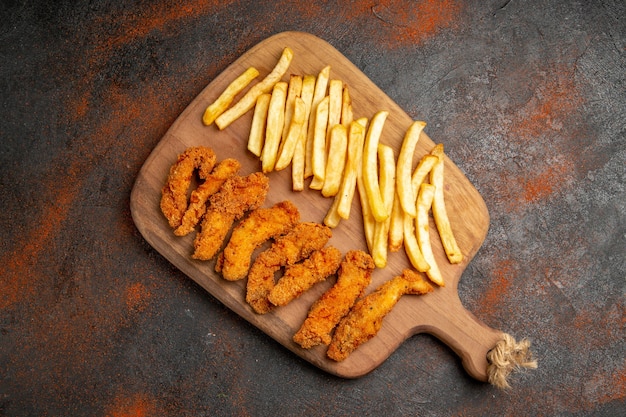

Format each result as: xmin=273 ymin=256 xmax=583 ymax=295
xmin=268 ymin=246 xmax=342 ymax=307
xmin=218 ymin=200 xmax=300 ymax=281
xmin=161 ymin=146 xmax=216 ymax=229
xmin=327 ymin=269 xmax=433 ymax=361
xmin=174 ymin=158 xmax=241 ymax=236
xmin=246 ymin=222 xmax=332 ymax=314
xmin=192 ymin=172 xmax=269 ymax=261
xmin=293 ymin=250 xmax=374 ymax=349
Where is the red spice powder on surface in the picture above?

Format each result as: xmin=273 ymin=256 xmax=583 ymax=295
xmin=510 ymin=69 xmax=583 ymax=141
xmin=105 ymin=392 xmax=157 ymax=417
xmin=0 ymin=82 xmax=171 ymax=313
xmin=475 ymin=258 xmax=515 ymax=318
xmin=497 ymin=65 xmax=582 ymax=210
xmin=353 ymin=0 xmax=462 ymax=47
xmin=92 ymin=0 xmax=235 ymax=51
xmin=602 ymin=365 xmax=626 ymax=403
xmin=521 ymin=159 xmax=573 ymax=205
xmin=581 ymin=363 xmax=626 ymax=411
xmin=494 ymin=156 xmax=574 ymax=213
xmin=0 ymin=181 xmax=81 ymax=310
xmin=125 ymin=281 xmax=152 ymax=312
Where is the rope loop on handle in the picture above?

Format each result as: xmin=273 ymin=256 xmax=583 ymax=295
xmin=487 ymin=333 xmax=537 ymax=389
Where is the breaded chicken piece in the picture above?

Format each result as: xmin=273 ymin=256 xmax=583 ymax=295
xmin=161 ymin=146 xmax=216 ymax=229
xmin=327 ymin=269 xmax=433 ymax=361
xmin=218 ymin=201 xmax=300 ymax=281
xmin=174 ymin=158 xmax=241 ymax=236
xmin=192 ymin=172 xmax=269 ymax=261
xmin=293 ymin=250 xmax=375 ymax=349
xmin=268 ymin=246 xmax=342 ymax=307
xmin=246 ymin=222 xmax=332 ymax=314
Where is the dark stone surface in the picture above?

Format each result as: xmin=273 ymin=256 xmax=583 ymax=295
xmin=1 ymin=1 xmax=624 ymax=415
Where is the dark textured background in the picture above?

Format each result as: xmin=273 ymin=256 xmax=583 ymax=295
xmin=1 ymin=1 xmax=624 ymax=416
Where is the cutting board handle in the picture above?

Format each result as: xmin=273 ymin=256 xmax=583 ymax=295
xmin=419 ymin=292 xmax=504 ymax=382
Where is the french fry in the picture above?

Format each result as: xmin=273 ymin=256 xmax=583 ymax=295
xmin=309 ymin=174 xmax=324 ymax=190
xmin=371 ymin=144 xmax=395 ymax=268
xmin=429 ymin=144 xmax=464 ymax=264
xmin=362 ymin=110 xmax=390 ymax=222
xmin=311 ymin=78 xmax=340 ymax=191
xmin=430 ymin=143 xmax=444 ymax=157
xmin=357 ymin=165 xmax=375 ymax=253
xmin=215 ymin=47 xmax=293 ymax=130
xmin=325 ymin=117 xmax=366 ymax=228
xmin=281 ymin=75 xmax=303 ymax=141
xmin=203 ymin=66 xmax=260 ymax=126
xmin=321 ymin=124 xmax=348 ymax=197
xmin=247 ymin=93 xmax=271 ymax=157
xmin=406 ymin=152 xmax=438 ymax=271
xmin=341 ymin=85 xmax=353 ymax=126
xmin=305 ymin=66 xmax=330 ymax=178
xmin=416 ymin=183 xmax=444 ymax=286
xmin=323 ymin=196 xmax=342 ymax=228
xmin=397 ymin=121 xmax=427 ymax=217
xmin=316 ymin=80 xmax=343 ymax=193
xmin=337 ymin=118 xmax=367 ymax=219
xmin=275 ymin=97 xmax=306 ymax=170
xmin=388 ymin=190 xmax=404 ymax=252
xmin=310 ymin=96 xmax=330 ymax=190
xmin=403 ymin=211 xmax=430 ymax=272
xmin=327 ymin=79 xmax=343 ymax=135
xmin=260 ymin=81 xmax=287 ymax=173
xmin=291 ymin=74 xmax=316 ymax=191
xmin=411 ymin=154 xmax=439 ymax=192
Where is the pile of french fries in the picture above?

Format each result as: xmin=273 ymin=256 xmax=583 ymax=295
xmin=201 ymin=47 xmax=463 ymax=286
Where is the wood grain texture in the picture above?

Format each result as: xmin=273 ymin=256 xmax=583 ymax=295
xmin=130 ymin=31 xmax=501 ymax=379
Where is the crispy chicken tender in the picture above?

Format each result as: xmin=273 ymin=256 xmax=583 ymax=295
xmin=268 ymin=246 xmax=342 ymax=307
xmin=246 ymin=222 xmax=332 ymax=314
xmin=160 ymin=146 xmax=216 ymax=229
xmin=192 ymin=172 xmax=269 ymax=261
xmin=293 ymin=250 xmax=374 ymax=349
xmin=174 ymin=158 xmax=241 ymax=236
xmin=327 ymin=269 xmax=433 ymax=361
xmin=218 ymin=201 xmax=300 ymax=281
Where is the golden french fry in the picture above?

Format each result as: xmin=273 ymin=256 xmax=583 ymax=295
xmin=336 ymin=118 xmax=367 ymax=219
xmin=357 ymin=165 xmax=375 ymax=253
xmin=310 ymin=95 xmax=330 ymax=189
xmin=321 ymin=124 xmax=348 ymax=197
xmin=416 ymin=183 xmax=444 ymax=286
xmin=326 ymin=79 xmax=343 ymax=135
xmin=429 ymin=144 xmax=463 ymax=264
xmin=291 ymin=74 xmax=316 ymax=191
xmin=281 ymin=75 xmax=303 ymax=141
xmin=215 ymin=47 xmax=293 ymax=130
xmin=260 ymin=81 xmax=287 ymax=173
xmin=341 ymin=85 xmax=353 ymax=126
xmin=325 ymin=118 xmax=366 ymax=228
xmin=309 ymin=174 xmax=324 ymax=190
xmin=318 ymin=81 xmax=343 ymax=193
xmin=247 ymin=93 xmax=271 ymax=157
xmin=397 ymin=121 xmax=427 ymax=217
xmin=305 ymin=66 xmax=331 ymax=178
xmin=403 ymin=211 xmax=430 ymax=272
xmin=430 ymin=143 xmax=444 ymax=157
xmin=275 ymin=97 xmax=306 ymax=170
xmin=362 ymin=110 xmax=390 ymax=222
xmin=203 ymin=67 xmax=260 ymax=126
xmin=371 ymin=144 xmax=395 ymax=268
xmin=323 ymin=197 xmax=342 ymax=228
xmin=411 ymin=154 xmax=439 ymax=193
xmin=388 ymin=190 xmax=404 ymax=252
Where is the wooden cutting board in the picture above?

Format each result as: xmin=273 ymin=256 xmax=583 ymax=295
xmin=130 ymin=31 xmax=503 ymax=380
